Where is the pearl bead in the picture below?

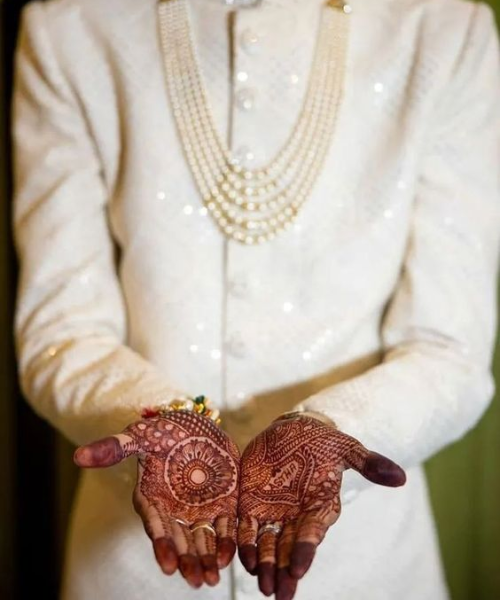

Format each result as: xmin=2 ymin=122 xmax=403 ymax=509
xmin=235 ymin=88 xmax=257 ymax=112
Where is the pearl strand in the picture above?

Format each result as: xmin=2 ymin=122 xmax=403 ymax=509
xmin=158 ymin=0 xmax=350 ymax=244
xmin=162 ymin=0 xmax=346 ymax=234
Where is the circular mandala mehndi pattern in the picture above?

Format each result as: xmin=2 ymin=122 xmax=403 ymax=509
xmin=165 ymin=437 xmax=238 ymax=506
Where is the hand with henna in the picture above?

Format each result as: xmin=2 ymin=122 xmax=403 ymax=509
xmin=237 ymin=412 xmax=406 ymax=600
xmin=74 ymin=410 xmax=240 ymax=588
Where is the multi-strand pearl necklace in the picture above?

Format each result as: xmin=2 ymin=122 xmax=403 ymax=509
xmin=158 ymin=0 xmax=351 ymax=245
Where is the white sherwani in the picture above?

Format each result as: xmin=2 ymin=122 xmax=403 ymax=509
xmin=12 ymin=0 xmax=500 ymax=598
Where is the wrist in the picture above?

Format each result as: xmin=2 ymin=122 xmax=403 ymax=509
xmin=301 ymin=410 xmax=337 ymax=427
xmin=278 ymin=408 xmax=337 ymax=428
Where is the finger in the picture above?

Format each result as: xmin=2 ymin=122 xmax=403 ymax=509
xmin=346 ymin=445 xmax=406 ymax=487
xmin=74 ymin=433 xmax=137 ymax=467
xmin=277 ymin=520 xmax=297 ymax=570
xmin=132 ymin=479 xmax=178 ymax=575
xmin=214 ymin=515 xmax=237 ymax=569
xmin=276 ymin=567 xmax=299 ymax=600
xmin=274 ymin=519 xmax=297 ymax=600
xmin=172 ymin=520 xmax=204 ymax=589
xmin=275 ymin=521 xmax=299 ymax=600
xmin=192 ymin=523 xmax=219 ymax=587
xmin=289 ymin=512 xmax=332 ymax=579
xmin=257 ymin=523 xmax=281 ymax=597
xmin=153 ymin=537 xmax=178 ymax=576
xmin=237 ymin=516 xmax=259 ymax=574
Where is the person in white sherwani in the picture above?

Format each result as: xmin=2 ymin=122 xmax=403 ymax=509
xmin=12 ymin=0 xmax=500 ymax=598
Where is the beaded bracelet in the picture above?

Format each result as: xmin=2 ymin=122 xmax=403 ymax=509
xmin=141 ymin=395 xmax=221 ymax=425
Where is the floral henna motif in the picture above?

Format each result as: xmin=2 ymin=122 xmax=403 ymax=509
xmin=167 ymin=438 xmax=236 ymax=506
xmin=237 ymin=413 xmax=406 ymax=600
xmin=119 ymin=410 xmax=239 ymax=523
xmin=74 ymin=409 xmax=240 ymax=588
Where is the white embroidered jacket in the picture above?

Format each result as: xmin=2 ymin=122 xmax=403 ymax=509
xmin=12 ymin=0 xmax=500 ymax=598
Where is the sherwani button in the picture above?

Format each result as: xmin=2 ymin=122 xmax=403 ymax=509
xmin=240 ymin=28 xmax=261 ymax=54
xmin=228 ymin=273 xmax=250 ymax=298
xmin=224 ymin=0 xmax=261 ymax=7
xmin=225 ymin=333 xmax=247 ymax=358
xmin=233 ymin=145 xmax=255 ymax=167
xmin=235 ymin=87 xmax=257 ymax=111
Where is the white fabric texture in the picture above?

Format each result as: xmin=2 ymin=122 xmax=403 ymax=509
xmin=11 ymin=0 xmax=500 ymax=598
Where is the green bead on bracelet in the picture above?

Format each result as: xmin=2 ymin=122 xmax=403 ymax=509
xmin=154 ymin=395 xmax=221 ymax=425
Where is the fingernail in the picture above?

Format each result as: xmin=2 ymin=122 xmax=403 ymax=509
xmin=239 ymin=544 xmax=258 ymax=574
xmin=200 ymin=556 xmax=220 ymax=587
xmin=179 ymin=555 xmax=204 ymax=588
xmin=276 ymin=567 xmax=298 ymax=600
xmin=289 ymin=542 xmax=316 ymax=579
xmin=258 ymin=562 xmax=275 ymax=596
xmin=74 ymin=438 xmax=123 ymax=468
xmin=217 ymin=538 xmax=236 ymax=569
xmin=73 ymin=446 xmax=93 ymax=467
xmin=364 ymin=452 xmax=407 ymax=487
xmin=153 ymin=538 xmax=177 ymax=575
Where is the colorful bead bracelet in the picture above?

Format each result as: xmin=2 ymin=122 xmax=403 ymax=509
xmin=142 ymin=395 xmax=221 ymax=425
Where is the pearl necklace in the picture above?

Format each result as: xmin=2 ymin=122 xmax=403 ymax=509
xmin=158 ymin=0 xmax=351 ymax=245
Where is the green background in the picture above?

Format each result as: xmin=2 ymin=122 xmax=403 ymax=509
xmin=0 ymin=0 xmax=500 ymax=597
xmin=425 ymin=5 xmax=500 ymax=599
xmin=426 ymin=326 xmax=500 ymax=599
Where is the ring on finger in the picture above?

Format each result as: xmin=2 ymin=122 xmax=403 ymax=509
xmin=190 ymin=520 xmax=217 ymax=536
xmin=257 ymin=522 xmax=282 ymax=539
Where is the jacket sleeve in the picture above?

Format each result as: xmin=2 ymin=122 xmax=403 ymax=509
xmin=12 ymin=2 xmax=187 ymax=450
xmin=298 ymin=3 xmax=500 ymax=499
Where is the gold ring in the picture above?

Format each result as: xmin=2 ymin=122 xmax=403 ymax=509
xmin=257 ymin=522 xmax=282 ymax=538
xmin=174 ymin=517 xmax=190 ymax=528
xmin=190 ymin=521 xmax=217 ymax=536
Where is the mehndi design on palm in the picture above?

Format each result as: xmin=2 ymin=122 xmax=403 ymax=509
xmin=237 ymin=413 xmax=406 ymax=600
xmin=74 ymin=410 xmax=240 ymax=589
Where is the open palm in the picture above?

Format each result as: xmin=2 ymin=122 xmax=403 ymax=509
xmin=74 ymin=410 xmax=240 ymax=588
xmin=237 ymin=413 xmax=406 ymax=599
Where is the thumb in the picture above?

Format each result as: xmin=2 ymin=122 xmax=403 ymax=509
xmin=74 ymin=433 xmax=136 ymax=468
xmin=345 ymin=444 xmax=406 ymax=487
